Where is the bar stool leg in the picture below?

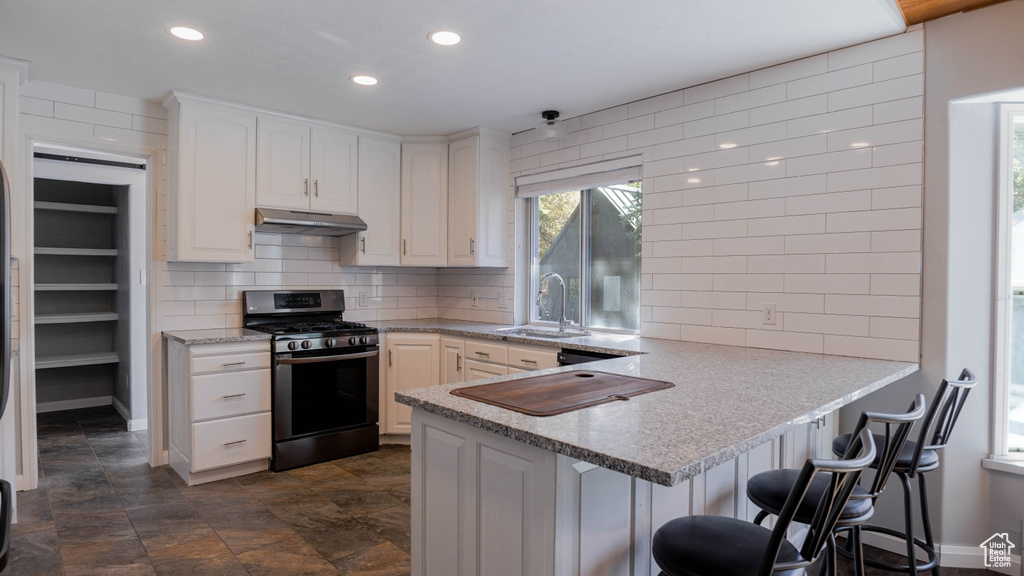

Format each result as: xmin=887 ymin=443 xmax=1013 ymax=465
xmin=917 ymin=473 xmax=939 ymax=576
xmin=898 ymin=472 xmax=919 ymax=576
xmin=852 ymin=525 xmax=865 ymax=576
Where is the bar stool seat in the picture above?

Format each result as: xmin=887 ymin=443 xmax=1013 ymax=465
xmin=746 ymin=469 xmax=874 ymax=523
xmin=831 ymin=435 xmax=939 ymax=471
xmin=653 ymin=516 xmax=805 ymax=576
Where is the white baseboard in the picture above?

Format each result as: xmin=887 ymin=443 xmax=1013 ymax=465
xmin=111 ymin=397 xmax=147 ymax=432
xmin=862 ymin=531 xmax=1021 ymax=575
xmin=379 ymin=433 xmax=410 ymax=445
xmin=37 ymin=395 xmax=112 ymax=413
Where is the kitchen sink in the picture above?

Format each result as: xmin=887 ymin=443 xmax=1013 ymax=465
xmin=495 ymin=326 xmax=592 ymax=339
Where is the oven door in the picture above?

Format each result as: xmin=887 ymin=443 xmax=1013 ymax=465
xmin=272 ymin=346 xmax=379 ymax=442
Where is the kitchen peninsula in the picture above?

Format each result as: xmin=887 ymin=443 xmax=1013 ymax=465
xmin=389 ymin=321 xmax=917 ymax=576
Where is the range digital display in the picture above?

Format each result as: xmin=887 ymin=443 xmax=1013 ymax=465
xmin=274 ymin=293 xmax=321 ymax=309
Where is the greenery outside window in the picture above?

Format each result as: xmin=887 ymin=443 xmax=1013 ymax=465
xmin=529 ymin=182 xmax=642 ymax=332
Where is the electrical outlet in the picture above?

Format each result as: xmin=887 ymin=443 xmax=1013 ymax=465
xmin=358 ymin=292 xmax=368 ymax=307
xmin=762 ymin=303 xmax=777 ymax=325
xmin=471 ymin=290 xmax=479 ymax=307
xmin=497 ymin=289 xmax=507 ymax=309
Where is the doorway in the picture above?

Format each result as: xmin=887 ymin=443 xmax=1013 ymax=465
xmin=29 ymin=148 xmax=148 ymax=437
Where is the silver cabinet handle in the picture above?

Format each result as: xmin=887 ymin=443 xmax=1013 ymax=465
xmin=388 ymin=349 xmax=392 ymax=367
xmin=248 ymin=231 xmax=253 ymax=249
xmin=223 ymin=439 xmax=247 ymax=446
xmin=456 ymin=353 xmax=461 ymax=372
xmin=403 ymin=239 xmax=407 ymax=255
xmin=475 ymin=351 xmax=489 ymax=357
xmin=361 ymin=237 xmax=366 ymax=254
xmin=221 ymin=392 xmax=246 ymax=399
xmin=304 ymin=178 xmax=309 ymax=196
xmin=221 ymin=361 xmax=245 ymax=367
xmin=521 ymin=359 xmax=537 ymax=364
xmin=314 ymin=179 xmax=319 ymax=197
xmin=470 ymin=237 xmax=475 ymax=255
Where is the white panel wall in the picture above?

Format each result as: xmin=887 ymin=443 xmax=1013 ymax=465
xmin=441 ymin=28 xmax=924 ymax=361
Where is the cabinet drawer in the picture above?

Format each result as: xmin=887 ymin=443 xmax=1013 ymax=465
xmin=465 ymin=359 xmax=508 ymax=381
xmin=191 ymin=412 xmax=271 ymax=472
xmin=191 ymin=369 xmax=271 ymax=421
xmin=507 ymin=366 xmax=530 ymax=375
xmin=191 ymin=351 xmax=270 ymax=375
xmin=465 ymin=340 xmax=507 ymax=365
xmin=507 ymin=345 xmax=559 ymax=370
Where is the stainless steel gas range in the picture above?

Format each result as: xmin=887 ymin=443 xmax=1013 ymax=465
xmin=243 ymin=289 xmax=379 ymax=471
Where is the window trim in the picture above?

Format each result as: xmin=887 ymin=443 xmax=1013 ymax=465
xmin=992 ymin=103 xmax=1024 ymax=460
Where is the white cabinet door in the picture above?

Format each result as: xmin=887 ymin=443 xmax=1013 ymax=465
xmin=448 ymin=135 xmax=478 ymax=267
xmin=440 ymin=337 xmax=464 ymax=385
xmin=169 ymin=97 xmax=256 ymax=263
xmin=401 ymin=142 xmax=448 ymax=266
xmin=310 ymin=126 xmax=358 ymax=214
xmin=341 ymin=136 xmax=401 ymax=266
xmin=386 ymin=334 xmax=440 ymax=434
xmin=256 ymin=115 xmax=310 ymax=210
xmin=447 ymin=130 xmax=509 ymax=267
xmin=464 ymin=359 xmax=508 ymax=381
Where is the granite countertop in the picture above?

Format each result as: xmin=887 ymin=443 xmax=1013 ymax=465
xmin=385 ymin=319 xmax=918 ymax=487
xmin=162 ymin=328 xmax=271 ymax=345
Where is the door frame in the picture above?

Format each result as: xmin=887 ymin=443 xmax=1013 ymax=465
xmin=16 ymin=135 xmax=159 ymax=491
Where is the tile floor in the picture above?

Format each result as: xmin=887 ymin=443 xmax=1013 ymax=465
xmin=0 ymin=407 xmax=1000 ymax=576
xmin=2 ymin=406 xmax=411 ymax=575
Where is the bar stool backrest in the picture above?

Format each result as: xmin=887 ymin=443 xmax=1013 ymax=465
xmin=911 ymin=368 xmax=976 ymax=475
xmin=853 ymin=393 xmax=926 ymax=498
xmin=760 ymin=428 xmax=877 ymax=576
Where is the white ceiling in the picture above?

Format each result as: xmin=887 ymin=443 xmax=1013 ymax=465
xmin=0 ymin=1 xmax=906 ymax=137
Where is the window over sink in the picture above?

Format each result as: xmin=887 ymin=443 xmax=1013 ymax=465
xmin=527 ymin=181 xmax=642 ymax=332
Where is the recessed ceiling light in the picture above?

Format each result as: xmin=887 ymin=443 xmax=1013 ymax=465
xmin=851 ymin=142 xmax=870 ymax=148
xmin=351 ymin=75 xmax=378 ymax=86
xmin=719 ymin=143 xmax=737 ymax=149
xmin=429 ymin=30 xmax=461 ymax=46
xmin=169 ymin=26 xmax=203 ymax=41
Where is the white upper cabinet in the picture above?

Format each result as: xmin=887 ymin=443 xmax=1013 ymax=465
xmin=448 ymin=129 xmax=510 ymax=267
xmin=310 ymin=126 xmax=358 ymax=214
xmin=340 ymin=136 xmax=401 ymax=266
xmin=401 ymin=141 xmax=448 ymax=266
xmin=256 ymin=116 xmax=309 ymax=210
xmin=257 ymin=117 xmax=358 ymax=214
xmin=166 ymin=94 xmax=256 ymax=263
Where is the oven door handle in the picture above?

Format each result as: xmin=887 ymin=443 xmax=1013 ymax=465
xmin=276 ymin=349 xmax=379 ymax=365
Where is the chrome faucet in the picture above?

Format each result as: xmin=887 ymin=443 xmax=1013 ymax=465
xmin=537 ymin=272 xmax=571 ymax=332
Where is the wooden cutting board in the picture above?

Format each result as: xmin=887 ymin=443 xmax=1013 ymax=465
xmin=450 ymin=370 xmax=674 ymax=417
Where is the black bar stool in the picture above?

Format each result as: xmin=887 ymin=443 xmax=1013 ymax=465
xmin=831 ymin=368 xmax=976 ymax=576
xmin=652 ymin=428 xmax=877 ymax=576
xmin=746 ymin=395 xmax=926 ymax=576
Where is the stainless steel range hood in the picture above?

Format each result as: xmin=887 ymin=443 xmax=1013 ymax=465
xmin=254 ymin=208 xmax=367 ymax=236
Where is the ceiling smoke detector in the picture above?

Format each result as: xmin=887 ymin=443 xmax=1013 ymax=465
xmin=536 ymin=110 xmax=564 ymax=143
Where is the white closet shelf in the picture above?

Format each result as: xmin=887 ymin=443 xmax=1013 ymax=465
xmin=35 ymin=283 xmax=118 ymax=291
xmin=35 ymin=312 xmax=119 ymax=324
xmin=34 ymin=201 xmax=118 ymax=214
xmin=36 ymin=352 xmax=119 ymax=369
xmin=35 ymin=247 xmax=118 ymax=257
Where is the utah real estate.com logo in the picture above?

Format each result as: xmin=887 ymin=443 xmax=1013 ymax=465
xmin=980 ymin=533 xmax=1015 ymax=569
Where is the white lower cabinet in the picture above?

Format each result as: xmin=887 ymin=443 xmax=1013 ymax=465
xmin=440 ymin=337 xmax=465 ymax=385
xmin=444 ymin=337 xmax=559 ymax=384
xmin=166 ymin=339 xmax=272 ymax=485
xmin=384 ymin=333 xmax=440 ymax=435
xmin=464 ymin=359 xmax=508 ymax=380
xmin=412 ymin=408 xmax=834 ymax=576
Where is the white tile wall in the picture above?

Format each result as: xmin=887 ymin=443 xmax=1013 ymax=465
xmin=506 ymin=28 xmax=924 ymax=362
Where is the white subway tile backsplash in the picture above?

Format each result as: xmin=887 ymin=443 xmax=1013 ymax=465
xmin=655 ymin=306 xmax=713 ymax=326
xmin=828 ymin=75 xmax=923 ymax=112
xmin=745 ymin=292 xmax=825 ymax=313
xmin=749 ymin=95 xmax=828 ymax=126
xmin=825 ymin=252 xmax=921 ymax=274
xmin=54 ymin=102 xmax=132 ymax=129
xmin=21 ymin=80 xmax=95 ymax=107
xmin=785 ymin=274 xmax=870 ymax=295
xmin=20 ymin=114 xmax=94 ymax=141
xmin=787 ymin=106 xmax=873 ymax=139
xmin=873 ymin=97 xmax=923 ymax=124
xmin=747 ymin=329 xmax=823 ymax=354
xmin=870 ymin=317 xmax=920 ymax=340
xmin=714 ymin=122 xmax=788 ymax=150
xmin=715 ymin=84 xmax=787 ymax=115
xmin=750 ymin=54 xmax=828 ymax=89
xmin=748 ymin=134 xmax=827 ymax=163
xmin=872 ymin=141 xmax=922 ymax=167
xmin=785 ymin=190 xmax=872 ymax=216
xmin=683 ymin=183 xmax=748 ymax=206
xmin=679 ymin=324 xmax=746 ymax=346
xmin=651 ymin=239 xmax=714 ymax=258
xmin=826 ymin=207 xmax=921 ymax=232
xmin=874 ymin=52 xmax=924 ymax=82
xmin=827 ymin=118 xmax=923 ymax=152
xmin=684 ymin=110 xmax=749 ymax=139
xmin=714 ymin=198 xmax=786 ymax=221
xmin=748 ymin=174 xmax=827 ymax=200
xmin=826 ymin=165 xmax=922 ymax=193
xmin=785 ymin=313 xmax=869 ymax=336
xmin=785 ymin=149 xmax=871 ymax=178
xmin=684 ymin=74 xmax=750 ymax=104
xmin=747 ymin=254 xmax=825 ymax=274
xmin=581 ymin=105 xmax=628 ymax=130
xmin=581 ymin=136 xmax=628 ymax=158
xmin=628 ymin=91 xmax=686 ymax=118
xmin=871 ymin=273 xmax=921 ymax=296
xmin=787 ymin=64 xmax=873 ymax=100
xmin=679 ymin=219 xmax=747 ymax=240
xmin=20 ymin=96 xmax=54 ymax=117
xmin=714 ymin=236 xmax=785 ymax=256
xmin=95 ymin=90 xmax=167 ymax=119
xmin=824 ymin=335 xmax=917 ymax=362
xmin=712 ymin=274 xmax=784 ymax=293
xmin=628 ymin=124 xmax=685 ymax=149
xmin=653 ymin=274 xmax=713 ymax=291
xmin=682 ymin=147 xmax=749 ymax=173
xmin=655 ymin=135 xmax=716 ymax=161
xmin=713 ymin=309 xmax=782 ymax=331
xmin=747 ymin=214 xmax=826 ymax=237
xmin=655 ymin=100 xmax=716 ymax=128
xmin=824 ymin=294 xmax=920 ymax=318
xmin=871 ymin=230 xmax=922 ymax=253
xmin=827 ymin=29 xmax=922 ymax=71
xmin=132 ymin=115 xmax=169 ymax=135
xmin=784 ymin=232 xmax=871 ymax=254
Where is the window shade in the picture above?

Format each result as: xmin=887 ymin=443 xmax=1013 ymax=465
xmin=514 ymin=155 xmax=642 ymax=198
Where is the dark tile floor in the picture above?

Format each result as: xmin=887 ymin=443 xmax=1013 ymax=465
xmin=0 ymin=407 xmax=1001 ymax=576
xmin=2 ymin=406 xmax=411 ymax=576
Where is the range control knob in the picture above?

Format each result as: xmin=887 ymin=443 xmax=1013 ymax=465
xmin=360 ymin=335 xmax=371 ymax=345
xmin=287 ymin=341 xmax=298 ymax=351
xmin=301 ymin=340 xmax=312 ymax=349
xmin=324 ymin=338 xmax=336 ymax=348
xmin=349 ymin=336 xmax=358 ymax=346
